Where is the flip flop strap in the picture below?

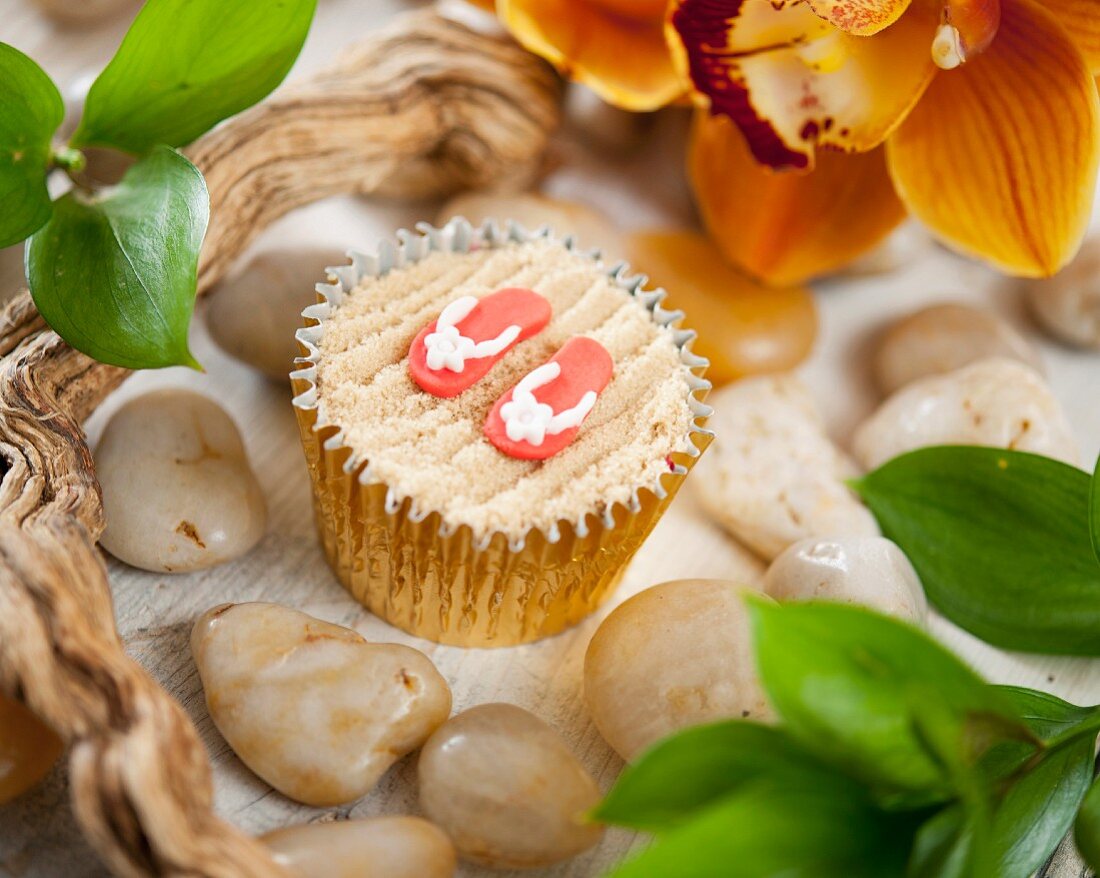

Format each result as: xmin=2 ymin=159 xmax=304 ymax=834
xmin=502 ymin=363 xmax=599 ymax=445
xmin=425 ymin=295 xmax=521 ymax=373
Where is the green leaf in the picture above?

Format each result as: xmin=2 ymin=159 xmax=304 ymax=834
xmin=1076 ymin=771 xmax=1100 ymax=871
xmin=908 ymin=806 xmax=981 ymax=878
xmin=607 ymin=779 xmax=914 ymax=878
xmin=27 ymin=146 xmax=207 ymax=369
xmin=854 ymin=447 xmax=1100 ymax=655
xmin=594 ymin=721 xmax=847 ymax=832
xmin=71 ymin=0 xmax=316 ymax=154
xmin=607 ymin=778 xmax=915 ymax=875
xmin=995 ymin=686 xmax=1100 ymax=743
xmin=748 ymin=599 xmax=1025 ymax=799
xmin=993 ymin=686 xmax=1100 ymax=756
xmin=992 ymin=688 xmax=1099 ymax=878
xmin=0 ymin=43 xmax=63 ymax=248
xmin=1090 ymin=452 xmax=1100 ymax=567
xmin=989 ymin=734 xmax=1093 ymax=878
xmin=938 ymin=688 xmax=1097 ymax=878
xmin=977 ymin=688 xmax=1095 ymax=785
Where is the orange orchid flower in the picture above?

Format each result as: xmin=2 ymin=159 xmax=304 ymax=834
xmin=671 ymin=0 xmax=1100 ymax=282
xmin=495 ymin=0 xmax=1100 ymax=285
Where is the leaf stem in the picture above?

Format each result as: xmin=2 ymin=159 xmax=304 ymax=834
xmin=51 ymin=145 xmax=87 ymax=175
xmin=1044 ymin=708 xmax=1100 ymax=754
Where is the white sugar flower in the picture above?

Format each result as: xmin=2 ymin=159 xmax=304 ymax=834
xmin=501 ymin=393 xmax=556 ymax=445
xmin=499 ymin=362 xmax=599 ymax=447
xmin=424 ymin=324 xmax=476 ymax=372
xmin=422 ymin=295 xmax=522 ymax=373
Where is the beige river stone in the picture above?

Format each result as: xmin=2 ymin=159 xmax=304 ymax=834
xmin=692 ymin=374 xmax=879 ymax=560
xmin=584 ymin=579 xmax=772 ymax=761
xmin=96 ymin=390 xmax=266 ymax=572
xmin=764 ymin=537 xmax=927 ymax=625
xmin=418 ymin=703 xmax=603 ymax=869
xmin=1023 ymin=237 xmax=1100 ymax=349
xmin=262 ymin=816 xmax=456 ymax=878
xmin=873 ymin=302 xmax=1043 ymax=395
xmin=192 ymin=602 xmax=452 ymax=807
xmin=853 ymin=358 xmax=1080 ymax=469
xmin=437 ymin=191 xmax=622 ymax=254
xmin=205 ymin=247 xmax=344 ymax=380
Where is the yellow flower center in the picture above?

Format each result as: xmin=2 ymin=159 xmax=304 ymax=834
xmin=796 ymin=31 xmax=849 ymax=73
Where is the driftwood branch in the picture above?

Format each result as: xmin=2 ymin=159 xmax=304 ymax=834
xmin=0 ymin=9 xmax=560 ymax=877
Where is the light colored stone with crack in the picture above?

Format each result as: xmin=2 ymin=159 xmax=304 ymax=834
xmin=96 ymin=390 xmax=267 ymax=572
xmin=262 ymin=816 xmax=456 ymax=878
xmin=1023 ymin=240 xmax=1100 ymax=349
xmin=418 ymin=703 xmax=603 ymax=869
xmin=206 ymin=248 xmax=344 ymax=380
xmin=192 ymin=602 xmax=452 ymax=807
xmin=584 ymin=579 xmax=771 ymax=761
xmin=764 ymin=537 xmax=927 ymax=625
xmin=873 ymin=302 xmax=1043 ymax=395
xmin=852 ymin=358 xmax=1079 ymax=470
xmin=693 ymin=374 xmax=879 ymax=560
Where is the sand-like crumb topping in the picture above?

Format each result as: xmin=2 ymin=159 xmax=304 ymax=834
xmin=313 ymin=239 xmax=697 ymax=540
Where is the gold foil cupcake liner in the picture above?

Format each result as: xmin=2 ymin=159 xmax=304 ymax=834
xmin=291 ymin=218 xmax=713 ymax=647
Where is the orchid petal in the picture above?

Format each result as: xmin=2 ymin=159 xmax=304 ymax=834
xmin=888 ymin=0 xmax=1100 ymax=276
xmin=499 ymin=0 xmax=683 ymax=111
xmin=1033 ymin=0 xmax=1100 ymax=71
xmin=689 ymin=111 xmax=907 ymax=285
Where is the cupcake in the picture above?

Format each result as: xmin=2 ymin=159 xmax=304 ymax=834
xmin=291 ymin=219 xmax=711 ymax=646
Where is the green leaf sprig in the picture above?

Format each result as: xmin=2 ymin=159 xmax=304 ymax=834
xmin=1090 ymin=451 xmax=1100 ymax=567
xmin=597 ymin=598 xmax=1100 ymax=878
xmin=0 ymin=44 xmax=63 ymax=248
xmin=1 ymin=0 xmax=316 ymax=369
xmin=851 ymin=446 xmax=1100 ymax=655
xmin=27 ymin=146 xmax=208 ymax=369
xmin=71 ymin=0 xmax=316 ymax=154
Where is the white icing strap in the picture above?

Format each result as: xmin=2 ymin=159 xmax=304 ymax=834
xmin=500 ymin=362 xmax=598 ymax=447
xmin=424 ymin=295 xmax=521 ymax=373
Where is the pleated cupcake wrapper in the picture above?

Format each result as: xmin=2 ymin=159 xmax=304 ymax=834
xmin=290 ymin=217 xmax=713 ymax=647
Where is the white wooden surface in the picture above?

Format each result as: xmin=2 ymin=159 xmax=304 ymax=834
xmin=3 ymin=2 xmax=1100 ymax=876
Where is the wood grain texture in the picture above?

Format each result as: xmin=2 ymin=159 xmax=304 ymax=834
xmin=1042 ymin=825 xmax=1093 ymax=877
xmin=191 ymin=11 xmax=561 ymax=293
xmin=0 ymin=9 xmax=560 ymax=876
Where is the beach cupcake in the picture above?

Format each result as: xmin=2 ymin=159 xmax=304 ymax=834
xmin=290 ymin=219 xmax=711 ymax=646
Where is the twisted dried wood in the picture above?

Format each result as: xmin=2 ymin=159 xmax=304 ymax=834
xmin=0 ymin=9 xmax=560 ymax=877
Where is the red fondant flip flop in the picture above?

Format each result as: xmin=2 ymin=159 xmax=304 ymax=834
xmin=409 ymin=287 xmax=551 ymax=398
xmin=485 ymin=336 xmax=614 ymax=461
